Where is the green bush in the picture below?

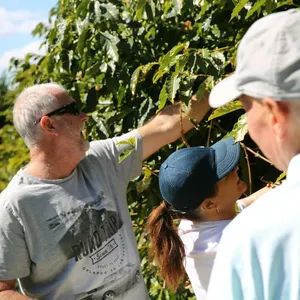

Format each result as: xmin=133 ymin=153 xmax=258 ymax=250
xmin=2 ymin=0 xmax=297 ymax=298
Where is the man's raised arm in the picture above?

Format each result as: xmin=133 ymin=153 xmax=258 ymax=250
xmin=138 ymin=93 xmax=210 ymax=160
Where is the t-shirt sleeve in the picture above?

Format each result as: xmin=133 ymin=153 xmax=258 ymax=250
xmin=0 ymin=204 xmax=31 ymax=280
xmin=87 ymin=130 xmax=143 ymax=183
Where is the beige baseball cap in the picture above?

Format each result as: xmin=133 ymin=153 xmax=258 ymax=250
xmin=209 ymin=9 xmax=300 ymax=108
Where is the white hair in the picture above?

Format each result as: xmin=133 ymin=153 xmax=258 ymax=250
xmin=13 ymin=83 xmax=67 ymax=148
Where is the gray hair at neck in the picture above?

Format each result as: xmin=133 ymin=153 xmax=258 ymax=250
xmin=13 ymin=83 xmax=67 ymax=148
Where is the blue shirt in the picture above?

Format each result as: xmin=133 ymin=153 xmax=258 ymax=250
xmin=207 ymin=154 xmax=300 ymax=300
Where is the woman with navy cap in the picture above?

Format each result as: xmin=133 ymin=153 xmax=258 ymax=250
xmin=146 ymin=137 xmax=270 ymax=299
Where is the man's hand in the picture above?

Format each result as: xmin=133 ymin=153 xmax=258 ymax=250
xmin=138 ymin=92 xmax=211 ymax=160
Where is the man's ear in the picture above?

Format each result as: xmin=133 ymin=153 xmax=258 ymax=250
xmin=40 ymin=116 xmax=59 ymax=136
xmin=200 ymin=199 xmax=217 ymax=212
xmin=262 ymin=98 xmax=289 ymax=141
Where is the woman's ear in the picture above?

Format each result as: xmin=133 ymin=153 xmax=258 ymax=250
xmin=200 ymin=199 xmax=217 ymax=212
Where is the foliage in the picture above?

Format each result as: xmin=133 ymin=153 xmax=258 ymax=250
xmin=0 ymin=74 xmax=29 ymax=191
xmin=2 ymin=0 xmax=298 ymax=298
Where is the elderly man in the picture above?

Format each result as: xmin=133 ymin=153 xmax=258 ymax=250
xmin=207 ymin=9 xmax=300 ymax=300
xmin=0 ymin=83 xmax=210 ymax=299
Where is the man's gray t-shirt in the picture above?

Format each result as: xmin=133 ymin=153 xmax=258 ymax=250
xmin=0 ymin=130 xmax=149 ymax=299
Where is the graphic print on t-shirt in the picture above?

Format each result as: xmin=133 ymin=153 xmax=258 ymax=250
xmin=46 ymin=191 xmax=141 ymax=299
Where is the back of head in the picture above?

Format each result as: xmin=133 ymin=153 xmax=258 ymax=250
xmin=13 ymin=83 xmax=67 ymax=148
xmin=208 ymin=9 xmax=300 ymax=169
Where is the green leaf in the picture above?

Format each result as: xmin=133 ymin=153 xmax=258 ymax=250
xmin=173 ymin=55 xmax=189 ymax=77
xmin=142 ymin=62 xmax=158 ymax=75
xmin=196 ymin=81 xmax=206 ymax=100
xmin=200 ymin=0 xmax=209 ymax=15
xmin=107 ymin=61 xmax=116 ymax=74
xmin=230 ymin=0 xmax=249 ymax=21
xmin=48 ymin=26 xmax=57 ymax=45
xmin=56 ymin=18 xmax=67 ymax=45
xmin=179 ymin=75 xmax=197 ymax=105
xmin=208 ymin=100 xmax=243 ymax=120
xmin=211 ymin=51 xmax=226 ymax=64
xmin=117 ymin=137 xmax=136 ymax=163
xmin=77 ymin=19 xmax=89 ymax=55
xmin=265 ymin=0 xmax=276 ymax=13
xmin=32 ymin=22 xmax=48 ymax=37
xmin=158 ymin=80 xmax=168 ymax=111
xmin=204 ymin=75 xmax=215 ymax=91
xmin=168 ymin=74 xmax=180 ymax=102
xmin=130 ymin=66 xmax=142 ymax=96
xmin=163 ymin=42 xmax=188 ymax=62
xmin=130 ymin=62 xmax=158 ymax=95
xmin=211 ymin=25 xmax=221 ymax=38
xmin=136 ymin=175 xmax=152 ymax=193
xmin=101 ymin=3 xmax=119 ymax=19
xmin=153 ymin=42 xmax=189 ymax=83
xmin=172 ymin=0 xmax=183 ymax=15
xmin=86 ymin=61 xmax=101 ymax=75
xmin=142 ymin=166 xmax=153 ymax=178
xmin=136 ymin=0 xmax=147 ymax=20
xmin=95 ymin=2 xmax=119 ymax=22
xmin=95 ymin=118 xmax=110 ymax=138
xmin=47 ymin=54 xmax=55 ymax=73
xmin=94 ymin=1 xmax=101 ymax=23
xmin=201 ymin=48 xmax=210 ymax=59
xmin=246 ymin=0 xmax=266 ymax=19
xmin=145 ymin=26 xmax=156 ymax=40
xmin=76 ymin=0 xmax=90 ymax=17
xmin=117 ymin=137 xmax=136 ymax=148
xmin=118 ymin=148 xmax=135 ymax=163
xmin=101 ymin=32 xmax=120 ymax=62
xmin=276 ymin=171 xmax=286 ymax=182
xmin=138 ymin=98 xmax=154 ymax=127
xmin=223 ymin=113 xmax=248 ymax=142
xmin=274 ymin=1 xmax=291 ymax=10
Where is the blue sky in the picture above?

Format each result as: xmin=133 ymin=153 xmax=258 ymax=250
xmin=0 ymin=0 xmax=57 ymax=72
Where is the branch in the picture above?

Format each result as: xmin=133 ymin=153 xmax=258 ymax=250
xmin=240 ymin=142 xmax=273 ymax=165
xmin=179 ymin=101 xmax=190 ymax=147
xmin=241 ymin=143 xmax=252 ymax=195
xmin=206 ymin=120 xmax=213 ymax=147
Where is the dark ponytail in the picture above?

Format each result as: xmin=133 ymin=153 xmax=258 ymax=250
xmin=146 ymin=201 xmax=186 ymax=290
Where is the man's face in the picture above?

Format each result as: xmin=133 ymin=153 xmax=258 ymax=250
xmin=53 ymin=92 xmax=90 ymax=156
xmin=240 ymin=95 xmax=284 ymax=170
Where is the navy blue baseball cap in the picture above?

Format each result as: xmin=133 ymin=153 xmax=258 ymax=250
xmin=159 ymin=137 xmax=240 ymax=212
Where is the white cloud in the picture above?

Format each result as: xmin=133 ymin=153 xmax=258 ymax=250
xmin=0 ymin=7 xmax=46 ymax=35
xmin=0 ymin=41 xmax=46 ymax=70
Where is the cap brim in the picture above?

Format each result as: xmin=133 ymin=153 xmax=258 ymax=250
xmin=211 ymin=137 xmax=240 ymax=180
xmin=209 ymin=74 xmax=241 ymax=108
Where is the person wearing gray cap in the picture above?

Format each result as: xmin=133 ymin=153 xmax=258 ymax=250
xmin=207 ymin=9 xmax=300 ymax=300
xmin=146 ymin=138 xmax=270 ymax=299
